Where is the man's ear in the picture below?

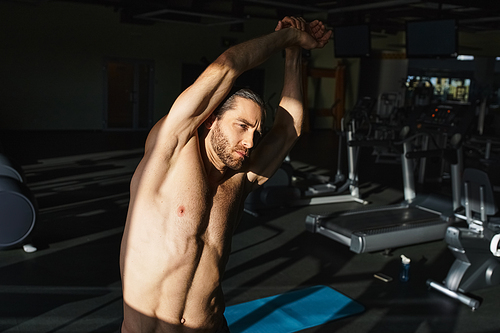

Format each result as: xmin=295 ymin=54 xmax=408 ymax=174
xmin=205 ymin=114 xmax=217 ymax=129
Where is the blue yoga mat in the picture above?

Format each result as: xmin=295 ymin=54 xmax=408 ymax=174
xmin=225 ymin=285 xmax=364 ymax=333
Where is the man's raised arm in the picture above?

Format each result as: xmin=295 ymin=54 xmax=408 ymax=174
xmin=148 ymin=20 xmax=330 ymax=154
xmin=248 ymin=18 xmax=332 ymax=187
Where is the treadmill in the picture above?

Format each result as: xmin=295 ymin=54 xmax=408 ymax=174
xmin=305 ymin=103 xmax=471 ymax=253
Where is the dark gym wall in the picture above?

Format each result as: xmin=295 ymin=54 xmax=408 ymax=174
xmin=0 ymin=2 xmax=289 ymax=131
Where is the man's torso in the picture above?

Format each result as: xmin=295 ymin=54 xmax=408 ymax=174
xmin=120 ymin=134 xmax=249 ymax=332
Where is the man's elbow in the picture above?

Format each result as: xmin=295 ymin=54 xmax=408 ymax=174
xmin=294 ymin=115 xmax=304 ymax=138
xmin=212 ymin=53 xmax=241 ymax=79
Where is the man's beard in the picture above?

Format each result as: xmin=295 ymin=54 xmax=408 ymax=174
xmin=211 ymin=123 xmax=247 ymax=170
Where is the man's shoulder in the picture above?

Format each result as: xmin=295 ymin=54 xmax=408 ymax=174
xmin=144 ymin=121 xmax=200 ymax=159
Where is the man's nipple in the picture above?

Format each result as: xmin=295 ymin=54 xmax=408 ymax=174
xmin=177 ymin=205 xmax=185 ymax=217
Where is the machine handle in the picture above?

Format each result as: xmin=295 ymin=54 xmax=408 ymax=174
xmin=490 ymin=234 xmax=500 ymax=257
xmin=406 ymin=149 xmax=458 ymax=164
xmin=348 ymin=139 xmax=392 ymax=147
xmin=405 ymin=149 xmax=442 ymax=158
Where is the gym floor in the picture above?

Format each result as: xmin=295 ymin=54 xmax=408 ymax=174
xmin=0 ymin=130 xmax=499 ymax=333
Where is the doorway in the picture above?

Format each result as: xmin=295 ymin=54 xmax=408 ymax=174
xmin=104 ymin=58 xmax=154 ymax=129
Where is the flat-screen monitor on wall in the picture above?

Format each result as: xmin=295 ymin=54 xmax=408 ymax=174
xmin=334 ymin=24 xmax=371 ymax=58
xmin=406 ymin=19 xmax=458 ymax=58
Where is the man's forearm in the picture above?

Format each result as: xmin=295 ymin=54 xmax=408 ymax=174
xmin=216 ymin=28 xmax=301 ymax=77
xmin=282 ymin=48 xmax=303 ymax=105
xmin=277 ymin=47 xmax=303 ymax=137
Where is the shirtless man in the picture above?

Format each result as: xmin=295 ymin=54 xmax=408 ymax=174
xmin=119 ymin=17 xmax=332 ymax=333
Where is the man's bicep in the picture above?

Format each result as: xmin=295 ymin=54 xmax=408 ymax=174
xmin=247 ymin=129 xmax=296 ymax=187
xmin=247 ymin=102 xmax=302 ymax=183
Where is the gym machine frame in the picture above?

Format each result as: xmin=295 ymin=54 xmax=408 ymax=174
xmin=305 ymin=104 xmax=469 ymax=253
xmin=427 ymin=168 xmax=500 ymax=310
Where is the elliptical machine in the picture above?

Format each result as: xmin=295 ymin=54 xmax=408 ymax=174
xmin=427 ymin=168 xmax=500 ymax=310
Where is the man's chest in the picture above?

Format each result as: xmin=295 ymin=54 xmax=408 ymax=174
xmin=211 ymin=173 xmax=247 ymax=214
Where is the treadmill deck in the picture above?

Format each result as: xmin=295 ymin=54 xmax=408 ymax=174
xmin=315 ymin=205 xmax=449 ymax=253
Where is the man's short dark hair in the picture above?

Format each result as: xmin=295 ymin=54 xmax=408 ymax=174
xmin=214 ymin=88 xmax=266 ymax=121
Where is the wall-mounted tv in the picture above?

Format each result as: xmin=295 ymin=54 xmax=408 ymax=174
xmin=406 ymin=19 xmax=458 ymax=58
xmin=334 ymin=24 xmax=371 ymax=58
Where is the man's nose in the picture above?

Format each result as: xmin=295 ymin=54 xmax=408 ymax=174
xmin=242 ymin=132 xmax=254 ymax=149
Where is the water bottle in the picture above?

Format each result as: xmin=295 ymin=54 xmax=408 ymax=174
xmin=400 ymin=255 xmax=411 ymax=282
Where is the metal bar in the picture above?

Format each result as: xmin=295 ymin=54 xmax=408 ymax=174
xmin=244 ymin=0 xmax=321 ymax=12
xmin=134 ymin=9 xmax=246 ymax=25
xmin=418 ymin=135 xmax=429 ymax=184
xmin=402 ymin=141 xmax=416 ymax=202
xmin=464 ymin=182 xmax=471 ymax=224
xmin=480 ymin=185 xmax=486 ymax=222
xmin=427 ymin=280 xmax=481 ymax=310
xmin=451 ymin=147 xmax=463 ymax=211
xmin=327 ymin=0 xmax=421 ymax=14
